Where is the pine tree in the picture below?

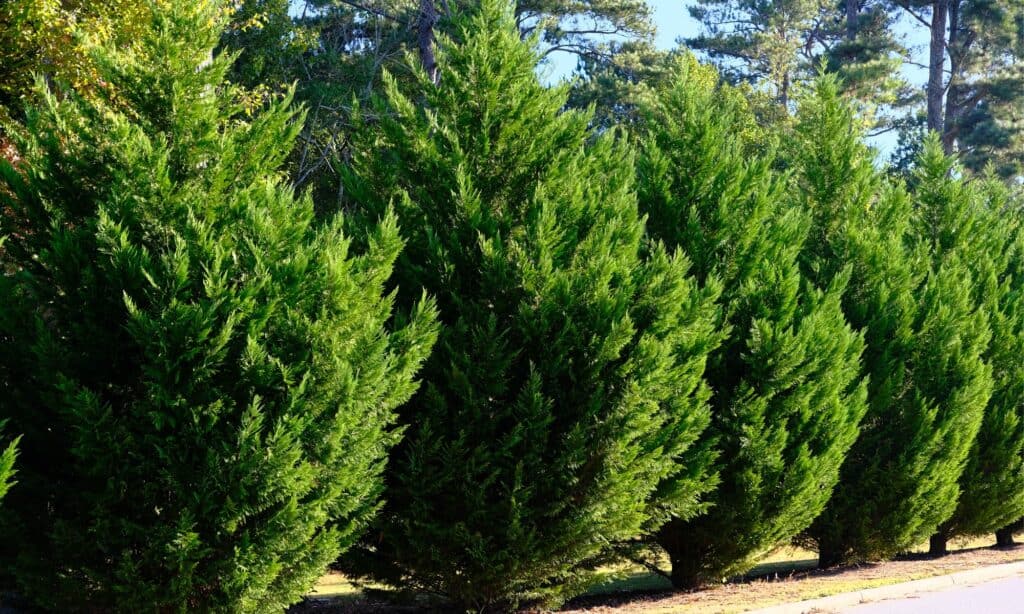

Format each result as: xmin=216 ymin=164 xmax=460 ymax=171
xmin=0 ymin=2 xmax=437 ymax=610
xmin=890 ymin=1 xmax=1024 ymax=178
xmin=793 ymin=78 xmax=992 ymax=566
xmin=918 ymin=152 xmax=1024 ymax=554
xmin=687 ymin=0 xmax=910 ymax=119
xmin=339 ymin=1 xmax=722 ymax=608
xmin=635 ymin=59 xmax=867 ymax=588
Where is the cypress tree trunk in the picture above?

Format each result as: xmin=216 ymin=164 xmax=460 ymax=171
xmin=929 ymin=533 xmax=948 ymax=556
xmin=995 ymin=528 xmax=1011 ymax=548
xmin=996 ymin=520 xmax=1023 ymax=547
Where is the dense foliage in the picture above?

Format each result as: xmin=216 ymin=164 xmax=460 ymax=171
xmin=922 ymin=154 xmax=1024 ymax=553
xmin=0 ymin=2 xmax=436 ymax=610
xmin=0 ymin=0 xmax=1023 ymax=610
xmin=339 ymin=1 xmax=722 ymax=608
xmin=793 ymin=79 xmax=992 ymax=566
xmin=636 ymin=59 xmax=867 ymax=587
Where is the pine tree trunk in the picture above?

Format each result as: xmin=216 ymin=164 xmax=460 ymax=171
xmin=929 ymin=533 xmax=948 ymax=556
xmin=846 ymin=0 xmax=859 ymax=40
xmin=941 ymin=0 xmax=961 ymax=154
xmin=926 ymin=0 xmax=949 ymax=133
xmin=418 ymin=0 xmax=439 ymax=84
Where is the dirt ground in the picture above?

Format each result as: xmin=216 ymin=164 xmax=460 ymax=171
xmin=294 ymin=537 xmax=1024 ymax=613
xmin=561 ymin=543 xmax=1024 ymax=613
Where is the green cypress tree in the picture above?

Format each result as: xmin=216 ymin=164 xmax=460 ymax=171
xmin=918 ymin=151 xmax=1024 ymax=555
xmin=0 ymin=2 xmax=437 ymax=610
xmin=793 ymin=78 xmax=992 ymax=566
xmin=634 ymin=59 xmax=867 ymax=588
xmin=339 ymin=1 xmax=722 ymax=608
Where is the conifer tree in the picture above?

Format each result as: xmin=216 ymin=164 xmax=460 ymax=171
xmin=918 ymin=153 xmax=1024 ymax=555
xmin=339 ymin=1 xmax=722 ymax=608
xmin=0 ymin=2 xmax=436 ymax=610
xmin=635 ymin=59 xmax=867 ymax=588
xmin=793 ymin=78 xmax=992 ymax=566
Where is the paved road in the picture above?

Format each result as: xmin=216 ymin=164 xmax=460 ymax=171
xmin=844 ymin=576 xmax=1024 ymax=613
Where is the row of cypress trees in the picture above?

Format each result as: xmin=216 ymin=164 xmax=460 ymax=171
xmin=0 ymin=0 xmax=1021 ymax=612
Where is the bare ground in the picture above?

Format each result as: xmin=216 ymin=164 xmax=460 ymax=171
xmin=293 ymin=538 xmax=1024 ymax=613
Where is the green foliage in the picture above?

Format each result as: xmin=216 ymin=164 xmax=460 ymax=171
xmin=0 ymin=2 xmax=436 ymax=610
xmin=339 ymin=1 xmax=721 ymax=608
xmin=794 ymin=78 xmax=992 ymax=566
xmin=0 ymin=436 xmax=14 ymax=503
xmin=635 ymin=61 xmax=867 ymax=587
xmin=219 ymin=0 xmax=658 ymax=203
xmin=0 ymin=0 xmax=160 ymax=123
xmin=919 ymin=157 xmax=1024 ymax=545
xmin=687 ymin=0 xmax=910 ymax=120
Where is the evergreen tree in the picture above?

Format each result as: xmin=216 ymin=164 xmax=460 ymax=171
xmin=919 ymin=154 xmax=1024 ymax=554
xmin=0 ymin=2 xmax=436 ymax=610
xmin=339 ymin=1 xmax=722 ymax=608
xmin=793 ymin=78 xmax=992 ymax=566
xmin=635 ymin=59 xmax=867 ymax=588
xmin=687 ymin=0 xmax=910 ymax=119
xmin=220 ymin=0 xmax=657 ymax=199
xmin=891 ymin=0 xmax=1024 ymax=178
xmin=0 ymin=243 xmax=16 ymax=501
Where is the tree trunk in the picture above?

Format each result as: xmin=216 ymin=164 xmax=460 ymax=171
xmin=926 ymin=0 xmax=949 ymax=134
xmin=941 ymin=0 xmax=961 ymax=154
xmin=418 ymin=0 xmax=439 ymax=84
xmin=996 ymin=520 xmax=1022 ymax=547
xmin=929 ymin=532 xmax=948 ymax=556
xmin=846 ymin=0 xmax=859 ymax=41
xmin=996 ymin=526 xmax=1016 ymax=547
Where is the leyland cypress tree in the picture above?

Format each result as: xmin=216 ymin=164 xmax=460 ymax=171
xmin=0 ymin=237 xmax=17 ymax=505
xmin=340 ymin=1 xmax=722 ymax=608
xmin=0 ymin=2 xmax=437 ymax=610
xmin=794 ymin=78 xmax=991 ymax=566
xmin=635 ymin=58 xmax=867 ymax=588
xmin=917 ymin=147 xmax=1024 ymax=555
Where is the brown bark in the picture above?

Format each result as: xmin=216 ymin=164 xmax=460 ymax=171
xmin=927 ymin=0 xmax=948 ymax=134
xmin=418 ymin=0 xmax=439 ymax=84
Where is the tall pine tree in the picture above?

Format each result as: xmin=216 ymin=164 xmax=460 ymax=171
xmin=794 ymin=78 xmax=991 ymax=566
xmin=917 ymin=150 xmax=1024 ymax=554
xmin=0 ymin=2 xmax=437 ymax=610
xmin=635 ymin=59 xmax=867 ymax=588
xmin=339 ymin=1 xmax=722 ymax=608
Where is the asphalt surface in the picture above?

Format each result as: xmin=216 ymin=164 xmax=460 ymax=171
xmin=844 ymin=575 xmax=1024 ymax=613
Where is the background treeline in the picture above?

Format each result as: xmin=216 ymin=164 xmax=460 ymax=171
xmin=0 ymin=0 xmax=1023 ymax=612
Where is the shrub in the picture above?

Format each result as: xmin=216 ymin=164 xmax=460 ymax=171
xmin=339 ymin=1 xmax=722 ymax=608
xmin=794 ymin=79 xmax=991 ymax=566
xmin=635 ymin=59 xmax=867 ymax=587
xmin=0 ymin=2 xmax=436 ymax=610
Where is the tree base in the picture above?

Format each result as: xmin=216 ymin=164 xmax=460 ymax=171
xmin=996 ymin=527 xmax=1016 ymax=548
xmin=928 ymin=533 xmax=948 ymax=556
